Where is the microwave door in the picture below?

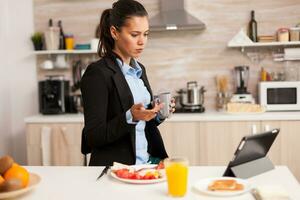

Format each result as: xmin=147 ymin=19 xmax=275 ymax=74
xmin=266 ymin=87 xmax=299 ymax=111
xmin=267 ymin=88 xmax=297 ymax=104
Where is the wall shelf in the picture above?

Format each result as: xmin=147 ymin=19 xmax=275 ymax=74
xmin=33 ymin=49 xmax=97 ymax=55
xmin=227 ymin=29 xmax=300 ymax=62
xmin=228 ymin=41 xmax=300 ymax=48
xmin=227 ymin=29 xmax=300 ymax=51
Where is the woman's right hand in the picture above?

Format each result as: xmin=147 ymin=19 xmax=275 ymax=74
xmin=131 ymin=103 xmax=163 ymax=122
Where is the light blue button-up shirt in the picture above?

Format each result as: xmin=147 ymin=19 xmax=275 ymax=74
xmin=116 ymin=58 xmax=150 ymax=164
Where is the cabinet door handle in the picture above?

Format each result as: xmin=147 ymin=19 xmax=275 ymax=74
xmin=264 ymin=124 xmax=270 ymax=131
xmin=252 ymin=124 xmax=257 ymax=135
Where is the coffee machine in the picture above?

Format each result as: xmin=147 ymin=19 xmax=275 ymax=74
xmin=230 ymin=66 xmax=255 ymax=104
xmin=39 ymin=76 xmax=71 ymax=114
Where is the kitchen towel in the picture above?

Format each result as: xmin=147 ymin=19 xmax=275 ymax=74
xmin=41 ymin=126 xmax=52 ymax=166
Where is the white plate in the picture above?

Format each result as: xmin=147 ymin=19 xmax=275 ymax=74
xmin=110 ymin=170 xmax=166 ymax=184
xmin=193 ymin=177 xmax=252 ymax=197
xmin=0 ymin=173 xmax=41 ymax=199
xmin=111 ymin=164 xmax=158 ymax=171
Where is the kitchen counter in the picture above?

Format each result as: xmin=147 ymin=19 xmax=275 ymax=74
xmin=24 ymin=111 xmax=300 ymax=123
xmin=14 ymin=166 xmax=300 ymax=200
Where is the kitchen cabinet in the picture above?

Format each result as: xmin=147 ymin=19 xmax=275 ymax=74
xmin=26 ymin=123 xmax=84 ymax=166
xmin=198 ymin=121 xmax=261 ymax=166
xmin=159 ymin=121 xmax=260 ymax=166
xmin=159 ymin=122 xmax=200 ymax=165
xmin=261 ymin=120 xmax=300 ymax=181
xmin=25 ymin=114 xmax=300 ymax=181
xmin=159 ymin=120 xmax=300 ymax=181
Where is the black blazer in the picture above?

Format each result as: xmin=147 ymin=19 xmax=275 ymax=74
xmin=80 ymin=55 xmax=168 ymax=166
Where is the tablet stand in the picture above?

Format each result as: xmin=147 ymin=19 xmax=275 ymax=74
xmin=225 ymin=157 xmax=274 ymax=179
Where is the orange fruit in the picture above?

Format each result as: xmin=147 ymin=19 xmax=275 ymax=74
xmin=0 ymin=155 xmax=14 ymax=175
xmin=0 ymin=175 xmax=4 ymax=185
xmin=12 ymin=163 xmax=19 ymax=167
xmin=4 ymin=165 xmax=29 ymax=188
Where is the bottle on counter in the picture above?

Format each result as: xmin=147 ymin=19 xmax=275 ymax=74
xmin=248 ymin=10 xmax=258 ymax=42
xmin=58 ymin=20 xmax=66 ymax=50
xmin=261 ymin=67 xmax=267 ymax=81
xmin=48 ymin=18 xmax=53 ymax=27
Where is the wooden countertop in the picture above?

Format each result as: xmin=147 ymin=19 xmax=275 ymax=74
xmin=24 ymin=111 xmax=300 ymax=123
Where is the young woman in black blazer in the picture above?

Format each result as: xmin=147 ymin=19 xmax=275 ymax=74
xmin=81 ymin=0 xmax=174 ymax=166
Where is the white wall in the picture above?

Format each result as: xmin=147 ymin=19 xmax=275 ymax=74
xmin=0 ymin=0 xmax=12 ymax=157
xmin=0 ymin=0 xmax=37 ymax=164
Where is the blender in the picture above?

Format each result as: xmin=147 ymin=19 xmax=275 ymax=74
xmin=230 ymin=66 xmax=255 ymax=104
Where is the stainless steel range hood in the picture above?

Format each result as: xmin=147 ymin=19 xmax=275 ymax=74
xmin=149 ymin=0 xmax=206 ymax=31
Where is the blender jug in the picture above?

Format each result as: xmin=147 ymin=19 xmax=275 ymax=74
xmin=234 ymin=66 xmax=249 ymax=94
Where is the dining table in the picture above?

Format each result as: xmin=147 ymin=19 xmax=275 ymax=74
xmin=9 ymin=166 xmax=300 ymax=200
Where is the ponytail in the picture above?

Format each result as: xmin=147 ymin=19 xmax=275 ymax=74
xmin=97 ymin=0 xmax=148 ymax=58
xmin=98 ymin=9 xmax=114 ymax=57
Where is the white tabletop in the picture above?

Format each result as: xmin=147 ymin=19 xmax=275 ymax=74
xmin=15 ymin=166 xmax=300 ymax=200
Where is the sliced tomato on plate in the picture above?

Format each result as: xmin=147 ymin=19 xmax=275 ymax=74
xmin=129 ymin=172 xmax=142 ymax=180
xmin=115 ymin=169 xmax=131 ymax=179
xmin=114 ymin=167 xmax=163 ymax=180
xmin=156 ymin=161 xmax=165 ymax=170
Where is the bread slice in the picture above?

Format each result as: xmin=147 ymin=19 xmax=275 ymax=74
xmin=208 ymin=179 xmax=244 ymax=191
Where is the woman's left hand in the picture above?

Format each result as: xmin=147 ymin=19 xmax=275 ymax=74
xmin=170 ymin=97 xmax=176 ymax=113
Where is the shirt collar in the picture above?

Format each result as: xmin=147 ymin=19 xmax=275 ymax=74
xmin=116 ymin=58 xmax=142 ymax=78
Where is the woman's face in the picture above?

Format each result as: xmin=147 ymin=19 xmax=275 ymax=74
xmin=111 ymin=16 xmax=149 ymax=62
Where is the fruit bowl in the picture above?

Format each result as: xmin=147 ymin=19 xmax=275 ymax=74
xmin=0 ymin=173 xmax=41 ymax=199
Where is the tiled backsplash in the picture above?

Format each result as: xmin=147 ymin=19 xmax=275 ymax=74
xmin=34 ymin=0 xmax=300 ymax=110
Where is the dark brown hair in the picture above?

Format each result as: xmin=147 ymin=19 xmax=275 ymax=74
xmin=97 ymin=0 xmax=148 ymax=58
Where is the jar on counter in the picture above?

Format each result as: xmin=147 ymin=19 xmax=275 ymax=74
xmin=65 ymin=34 xmax=74 ymax=50
xmin=216 ymin=92 xmax=231 ymax=111
xmin=290 ymin=27 xmax=300 ymax=41
xmin=277 ymin=28 xmax=289 ymax=42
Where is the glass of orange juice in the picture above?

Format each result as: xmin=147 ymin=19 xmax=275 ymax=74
xmin=165 ymin=157 xmax=189 ymax=197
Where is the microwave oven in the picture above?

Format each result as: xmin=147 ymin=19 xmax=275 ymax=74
xmin=258 ymin=81 xmax=300 ymax=111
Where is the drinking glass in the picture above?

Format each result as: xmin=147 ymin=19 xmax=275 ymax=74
xmin=165 ymin=157 xmax=189 ymax=197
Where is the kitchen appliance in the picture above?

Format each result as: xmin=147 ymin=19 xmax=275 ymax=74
xmin=149 ymin=0 xmax=206 ymax=31
xmin=176 ymin=81 xmax=206 ymax=112
xmin=231 ymin=66 xmax=255 ymax=104
xmin=39 ymin=76 xmax=70 ymax=114
xmin=72 ymin=60 xmax=85 ymax=91
xmin=259 ymin=81 xmax=300 ymax=111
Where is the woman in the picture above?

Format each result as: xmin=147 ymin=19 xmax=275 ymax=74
xmin=81 ymin=0 xmax=174 ymax=166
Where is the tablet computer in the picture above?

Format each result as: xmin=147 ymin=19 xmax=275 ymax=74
xmin=223 ymin=128 xmax=280 ymax=177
